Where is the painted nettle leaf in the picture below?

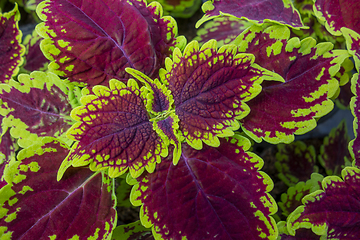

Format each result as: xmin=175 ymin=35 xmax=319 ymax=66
xmin=155 ymin=40 xmax=282 ymax=150
xmin=277 ymin=221 xmax=321 ymax=240
xmin=195 ymin=16 xmax=253 ymax=48
xmin=275 ymin=141 xmax=318 ymax=187
xmin=22 ymin=29 xmax=49 ymax=72
xmin=236 ymin=24 xmax=349 ymax=144
xmin=0 ymin=4 xmax=25 ymax=84
xmin=130 ymin=134 xmax=278 ymax=240
xmin=112 ymin=221 xmax=154 ymax=240
xmin=318 ymin=120 xmax=352 ymax=176
xmin=278 ymin=173 xmax=323 ymax=218
xmin=0 ymin=71 xmax=81 ymax=148
xmin=342 ymin=28 xmax=360 ymax=71
xmin=0 ymin=137 xmax=117 ymax=239
xmin=196 ymin=0 xmax=304 ymax=29
xmin=0 ymin=127 xmax=18 ymax=189
xmin=287 ymin=167 xmax=360 ymax=238
xmin=350 ymin=73 xmax=360 ymax=168
xmin=36 ymin=0 xmax=183 ymax=87
xmin=313 ymin=0 xmax=360 ymax=37
xmin=59 ymin=79 xmax=168 ymax=180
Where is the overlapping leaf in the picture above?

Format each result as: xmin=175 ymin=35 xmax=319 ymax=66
xmin=313 ymin=0 xmax=360 ymax=36
xmin=112 ymin=221 xmax=154 ymax=240
xmin=130 ymin=135 xmax=278 ymax=240
xmin=277 ymin=221 xmax=321 ymax=240
xmin=36 ymin=0 xmax=181 ymax=86
xmin=0 ymin=71 xmax=81 ymax=148
xmin=278 ymin=173 xmax=323 ymax=218
xmin=236 ymin=25 xmax=349 ymax=143
xmin=59 ymin=79 xmax=168 ymax=180
xmin=275 ymin=141 xmax=318 ymax=187
xmin=155 ymin=40 xmax=281 ymax=150
xmin=0 ymin=4 xmax=25 ymax=83
xmin=287 ymin=167 xmax=360 ymax=238
xmin=0 ymin=137 xmax=117 ymax=239
xmin=342 ymin=28 xmax=360 ymax=71
xmin=196 ymin=0 xmax=304 ymax=29
xmin=195 ymin=16 xmax=253 ymax=48
xmin=318 ymin=120 xmax=351 ymax=176
xmin=22 ymin=29 xmax=49 ymax=72
xmin=0 ymin=127 xmax=18 ymax=189
xmin=350 ymin=74 xmax=360 ymax=166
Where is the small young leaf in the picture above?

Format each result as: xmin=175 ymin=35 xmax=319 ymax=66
xmin=0 ymin=71 xmax=81 ymax=148
xmin=318 ymin=120 xmax=351 ymax=176
xmin=238 ymin=25 xmax=349 ymax=143
xmin=287 ymin=167 xmax=360 ymax=238
xmin=22 ymin=29 xmax=49 ymax=72
xmin=0 ymin=4 xmax=25 ymax=83
xmin=0 ymin=137 xmax=117 ymax=239
xmin=130 ymin=135 xmax=278 ymax=240
xmin=278 ymin=173 xmax=323 ymax=218
xmin=36 ymin=0 xmax=180 ymax=86
xmin=277 ymin=221 xmax=322 ymax=240
xmin=196 ymin=0 xmax=304 ymax=29
xmin=60 ymin=79 xmax=168 ymax=180
xmin=275 ymin=141 xmax=318 ymax=187
xmin=112 ymin=221 xmax=154 ymax=240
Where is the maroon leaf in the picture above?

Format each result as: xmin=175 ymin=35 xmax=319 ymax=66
xmin=275 ymin=141 xmax=318 ymax=186
xmin=0 ymin=71 xmax=80 ymax=148
xmin=314 ymin=0 xmax=360 ymax=36
xmin=318 ymin=120 xmax=352 ymax=176
xmin=287 ymin=167 xmax=360 ymax=238
xmin=22 ymin=29 xmax=49 ymax=72
xmin=59 ymin=79 xmax=168 ymax=180
xmin=130 ymin=135 xmax=277 ymax=239
xmin=36 ymin=0 xmax=180 ymax=86
xmin=196 ymin=0 xmax=304 ymax=29
xmin=157 ymin=40 xmax=279 ymax=150
xmin=0 ymin=137 xmax=117 ymax=239
xmin=0 ymin=4 xmax=25 ymax=83
xmin=237 ymin=25 xmax=349 ymax=143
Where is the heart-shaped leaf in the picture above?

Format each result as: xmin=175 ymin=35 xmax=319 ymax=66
xmin=130 ymin=135 xmax=277 ymax=239
xmin=236 ymin=25 xmax=349 ymax=143
xmin=36 ymin=0 xmax=181 ymax=86
xmin=287 ymin=167 xmax=360 ymax=238
xmin=0 ymin=71 xmax=81 ymax=148
xmin=0 ymin=4 xmax=25 ymax=84
xmin=196 ymin=0 xmax=304 ymax=29
xmin=59 ymin=79 xmax=168 ymax=180
xmin=0 ymin=137 xmax=117 ymax=239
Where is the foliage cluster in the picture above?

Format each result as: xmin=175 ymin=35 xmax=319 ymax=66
xmin=1 ymin=0 xmax=360 ymax=239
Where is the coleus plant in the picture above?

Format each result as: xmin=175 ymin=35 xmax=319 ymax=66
xmin=0 ymin=0 xmax=360 ymax=239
